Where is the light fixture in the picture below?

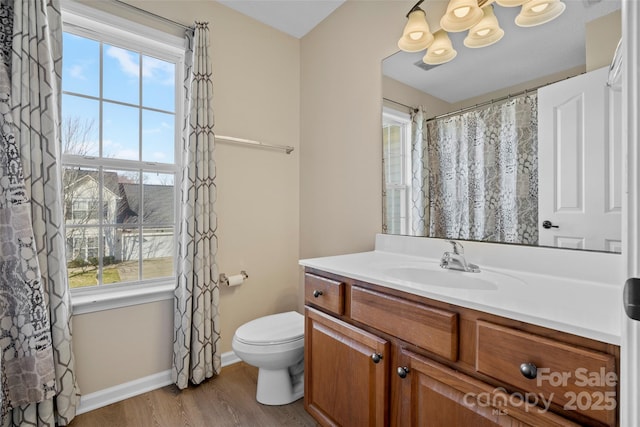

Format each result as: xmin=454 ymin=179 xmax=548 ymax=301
xmin=440 ymin=0 xmax=484 ymax=32
xmin=515 ymin=0 xmax=566 ymax=27
xmin=397 ymin=1 xmax=434 ymax=52
xmin=464 ymin=5 xmax=505 ymax=48
xmin=396 ymin=0 xmax=566 ymax=64
xmin=423 ymin=31 xmax=458 ymax=65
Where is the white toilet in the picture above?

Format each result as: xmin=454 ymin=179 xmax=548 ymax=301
xmin=232 ymin=311 xmax=305 ymax=405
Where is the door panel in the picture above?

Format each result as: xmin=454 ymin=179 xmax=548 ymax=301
xmin=538 ymin=66 xmax=621 ymax=251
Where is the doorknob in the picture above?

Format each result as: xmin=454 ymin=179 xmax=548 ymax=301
xmin=542 ymin=220 xmax=559 ymax=229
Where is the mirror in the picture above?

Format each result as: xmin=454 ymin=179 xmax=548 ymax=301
xmin=382 ymin=0 xmax=622 ymax=253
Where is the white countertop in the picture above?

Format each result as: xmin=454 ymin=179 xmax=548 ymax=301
xmin=300 ymin=245 xmax=623 ymax=345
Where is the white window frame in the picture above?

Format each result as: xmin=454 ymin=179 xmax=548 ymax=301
xmin=382 ymin=107 xmax=412 ymax=235
xmin=62 ymin=1 xmax=186 ymax=313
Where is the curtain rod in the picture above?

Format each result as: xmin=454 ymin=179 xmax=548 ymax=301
xmin=425 ymin=90 xmax=532 ymax=122
xmin=383 ymin=98 xmax=418 ymax=113
xmin=217 ymin=135 xmax=294 ymax=155
xmin=425 ymin=72 xmax=585 ymax=122
xmin=111 ymin=0 xmax=192 ymax=31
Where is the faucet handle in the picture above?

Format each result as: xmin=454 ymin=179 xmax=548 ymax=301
xmin=447 ymin=240 xmax=463 ymax=255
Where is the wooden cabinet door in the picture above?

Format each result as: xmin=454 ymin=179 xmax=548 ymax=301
xmin=393 ymin=349 xmax=579 ymax=427
xmin=305 ymin=307 xmax=389 ymax=427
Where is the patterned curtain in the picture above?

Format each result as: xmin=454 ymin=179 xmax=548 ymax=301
xmin=410 ymin=106 xmax=429 ymax=236
xmin=172 ymin=22 xmax=221 ymax=389
xmin=427 ymin=94 xmax=538 ymax=245
xmin=1 ymin=0 xmax=80 ymax=425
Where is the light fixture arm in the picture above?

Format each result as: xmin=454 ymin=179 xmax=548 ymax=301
xmin=406 ymin=0 xmax=425 ymax=17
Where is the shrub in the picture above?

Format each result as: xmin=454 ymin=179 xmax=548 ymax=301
xmin=68 ymin=257 xmax=89 ymax=269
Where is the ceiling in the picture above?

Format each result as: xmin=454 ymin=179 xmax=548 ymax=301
xmin=216 ymin=0 xmax=621 ymax=103
xmin=217 ymin=0 xmax=346 ymax=39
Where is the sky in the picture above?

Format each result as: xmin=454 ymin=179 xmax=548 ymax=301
xmin=62 ymin=32 xmax=176 ymax=167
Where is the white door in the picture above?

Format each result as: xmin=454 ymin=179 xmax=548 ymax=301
xmin=538 ymin=66 xmax=622 ymax=252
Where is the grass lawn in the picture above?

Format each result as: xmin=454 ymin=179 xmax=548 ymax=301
xmin=68 ymin=265 xmax=121 ymax=289
xmin=68 ymin=257 xmax=174 ymax=289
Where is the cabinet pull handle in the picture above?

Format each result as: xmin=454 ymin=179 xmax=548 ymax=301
xmin=397 ymin=366 xmax=409 ymax=378
xmin=313 ymin=290 xmax=323 ymax=298
xmin=371 ymin=353 xmax=383 ymax=364
xmin=520 ymin=362 xmax=538 ymax=379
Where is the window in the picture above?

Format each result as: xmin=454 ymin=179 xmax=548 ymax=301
xmin=382 ymin=107 xmax=412 ymax=235
xmin=62 ymin=7 xmax=184 ymax=291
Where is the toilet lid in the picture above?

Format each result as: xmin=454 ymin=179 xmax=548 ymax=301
xmin=235 ymin=311 xmax=304 ymax=345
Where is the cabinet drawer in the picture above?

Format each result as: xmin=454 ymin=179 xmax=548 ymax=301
xmin=476 ymin=321 xmax=617 ymax=426
xmin=304 ymin=273 xmax=345 ymax=315
xmin=350 ymin=286 xmax=458 ymax=361
xmin=396 ymin=348 xmax=580 ymax=427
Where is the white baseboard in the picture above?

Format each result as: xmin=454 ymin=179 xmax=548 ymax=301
xmin=77 ymin=350 xmax=241 ymax=415
xmin=221 ymin=350 xmax=242 ymax=366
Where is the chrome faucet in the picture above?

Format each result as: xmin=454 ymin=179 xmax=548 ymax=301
xmin=440 ymin=240 xmax=480 ymax=273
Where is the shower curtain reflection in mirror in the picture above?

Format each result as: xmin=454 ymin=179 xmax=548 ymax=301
xmin=383 ymin=93 xmax=539 ymax=245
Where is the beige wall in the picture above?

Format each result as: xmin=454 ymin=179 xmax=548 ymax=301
xmin=71 ymin=0 xmax=300 ymax=394
xmin=382 ymin=76 xmax=453 ymax=117
xmin=586 ymin=10 xmax=621 ymax=72
xmin=300 ymin=0 xmax=408 ymax=259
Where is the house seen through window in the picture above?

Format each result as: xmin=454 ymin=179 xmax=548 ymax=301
xmin=62 ymin=13 xmax=182 ymax=290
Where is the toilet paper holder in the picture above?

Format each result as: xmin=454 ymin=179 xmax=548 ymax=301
xmin=219 ymin=270 xmax=249 ymax=286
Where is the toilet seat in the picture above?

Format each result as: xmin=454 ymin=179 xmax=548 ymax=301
xmin=234 ymin=311 xmax=303 ymax=346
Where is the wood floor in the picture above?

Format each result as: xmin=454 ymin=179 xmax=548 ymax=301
xmin=70 ymin=362 xmax=318 ymax=427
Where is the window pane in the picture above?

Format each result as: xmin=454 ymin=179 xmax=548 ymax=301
xmin=112 ymin=226 xmax=140 ymax=283
xmin=62 ymin=95 xmax=99 ymax=156
xmin=61 ymin=23 xmax=179 ymax=291
xmin=63 ymin=166 xmax=100 ymax=225
xmin=104 ymin=169 xmax=140 ymax=225
xmin=103 ymin=101 xmax=140 ymax=160
xmin=142 ymin=226 xmax=174 ymax=281
xmin=62 ymin=33 xmax=99 ymax=97
xmin=383 ymin=124 xmax=404 ymax=185
xmin=385 ymin=188 xmax=407 ymax=235
xmin=142 ymin=55 xmax=175 ymax=112
xmin=103 ymin=44 xmax=140 ymax=105
xmin=66 ymin=226 xmax=100 ymax=289
xmin=142 ymin=173 xmax=174 ymax=224
xmin=142 ymin=110 xmax=175 ymax=163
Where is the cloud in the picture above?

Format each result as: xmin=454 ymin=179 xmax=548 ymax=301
xmin=106 ymin=46 xmax=140 ymax=78
xmin=102 ymin=139 xmax=138 ymax=160
xmin=143 ymin=57 xmax=175 ymax=86
xmin=113 ymin=149 xmax=139 ymax=161
xmin=105 ymin=46 xmax=175 ymax=86
xmin=143 ymin=121 xmax=173 ymax=134
xmin=68 ymin=64 xmax=86 ymax=80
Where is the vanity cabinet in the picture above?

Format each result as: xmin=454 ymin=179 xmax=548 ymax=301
xmin=303 ymin=269 xmax=620 ymax=427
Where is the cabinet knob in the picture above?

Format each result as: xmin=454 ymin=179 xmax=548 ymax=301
xmin=371 ymin=353 xmax=383 ymax=364
xmin=313 ymin=290 xmax=323 ymax=298
xmin=397 ymin=366 xmax=409 ymax=378
xmin=520 ymin=362 xmax=538 ymax=380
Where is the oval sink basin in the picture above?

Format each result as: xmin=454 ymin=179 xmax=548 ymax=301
xmin=382 ymin=263 xmax=499 ymax=290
